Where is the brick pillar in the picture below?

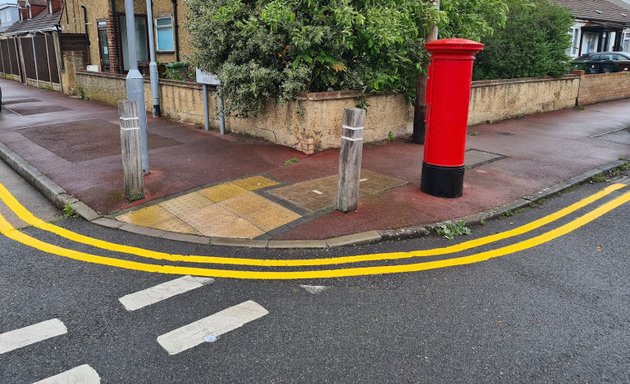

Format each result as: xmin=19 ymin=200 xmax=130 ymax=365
xmin=107 ymin=9 xmax=121 ymax=73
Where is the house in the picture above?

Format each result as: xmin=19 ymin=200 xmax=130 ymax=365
xmin=59 ymin=0 xmax=190 ymax=74
xmin=0 ymin=1 xmax=20 ymax=33
xmin=2 ymin=0 xmax=62 ymax=36
xmin=0 ymin=0 xmax=66 ymax=89
xmin=552 ymin=0 xmax=630 ymax=57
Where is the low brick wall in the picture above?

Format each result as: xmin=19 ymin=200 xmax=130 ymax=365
xmin=73 ymin=70 xmax=629 ymax=153
xmin=577 ymin=72 xmax=630 ymax=106
xmin=468 ymin=76 xmax=580 ymax=125
xmin=76 ymin=71 xmax=127 ymax=105
xmin=75 ymin=71 xmax=410 ymax=153
xmin=227 ymin=92 xmax=411 ymax=153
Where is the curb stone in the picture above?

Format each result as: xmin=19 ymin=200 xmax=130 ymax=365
xmin=0 ymin=140 xmax=627 ymax=249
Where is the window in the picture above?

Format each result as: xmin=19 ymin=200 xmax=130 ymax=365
xmin=120 ymin=15 xmax=149 ymax=71
xmin=567 ymin=27 xmax=580 ymax=57
xmin=97 ymin=20 xmax=109 ymax=71
xmin=155 ymin=16 xmax=174 ymax=52
xmin=582 ymin=32 xmax=599 ymax=54
xmin=623 ymin=32 xmax=630 ymax=52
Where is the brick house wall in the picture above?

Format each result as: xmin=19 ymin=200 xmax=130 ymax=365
xmin=60 ymin=0 xmax=190 ymax=74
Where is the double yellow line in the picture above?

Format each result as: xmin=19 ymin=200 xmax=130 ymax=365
xmin=0 ymin=183 xmax=627 ymax=279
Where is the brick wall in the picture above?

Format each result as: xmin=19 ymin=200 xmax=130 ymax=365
xmin=577 ymin=72 xmax=630 ymax=106
xmin=468 ymin=76 xmax=580 ymax=125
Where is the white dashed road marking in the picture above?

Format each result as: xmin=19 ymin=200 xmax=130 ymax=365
xmin=33 ymin=364 xmax=100 ymax=384
xmin=157 ymin=300 xmax=269 ymax=355
xmin=300 ymin=285 xmax=330 ymax=294
xmin=0 ymin=318 xmax=67 ymax=355
xmin=119 ymin=275 xmax=215 ymax=311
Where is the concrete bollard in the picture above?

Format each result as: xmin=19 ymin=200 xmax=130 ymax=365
xmin=336 ymin=108 xmax=366 ymax=212
xmin=118 ymin=100 xmax=145 ymax=201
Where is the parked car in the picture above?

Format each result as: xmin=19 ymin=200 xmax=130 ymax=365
xmin=571 ymin=51 xmax=630 ymax=74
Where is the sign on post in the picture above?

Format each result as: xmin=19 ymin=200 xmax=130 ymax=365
xmin=195 ymin=68 xmax=225 ymax=134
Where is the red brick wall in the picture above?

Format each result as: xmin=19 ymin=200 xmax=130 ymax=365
xmin=106 ymin=9 xmax=121 ymax=74
xmin=578 ymin=72 xmax=630 ymax=105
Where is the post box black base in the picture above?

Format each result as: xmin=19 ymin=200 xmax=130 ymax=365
xmin=420 ymin=162 xmax=464 ymax=198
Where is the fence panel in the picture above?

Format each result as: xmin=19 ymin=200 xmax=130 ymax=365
xmin=10 ymin=39 xmax=20 ymax=77
xmin=0 ymin=40 xmax=9 ymax=74
xmin=47 ymin=34 xmax=60 ymax=83
xmin=20 ymin=37 xmax=37 ymax=81
xmin=34 ymin=34 xmax=50 ymax=82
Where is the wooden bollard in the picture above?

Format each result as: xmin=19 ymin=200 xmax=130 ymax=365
xmin=336 ymin=108 xmax=366 ymax=212
xmin=118 ymin=100 xmax=145 ymax=201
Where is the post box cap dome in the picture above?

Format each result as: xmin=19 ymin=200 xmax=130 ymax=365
xmin=425 ymin=38 xmax=484 ymax=53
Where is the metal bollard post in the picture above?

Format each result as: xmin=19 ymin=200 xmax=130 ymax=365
xmin=336 ymin=108 xmax=366 ymax=212
xmin=118 ymin=100 xmax=145 ymax=201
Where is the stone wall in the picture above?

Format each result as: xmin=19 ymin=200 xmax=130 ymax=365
xmin=74 ymin=71 xmax=411 ymax=153
xmin=73 ymin=70 xmax=630 ymax=153
xmin=468 ymin=76 xmax=580 ymax=125
xmin=577 ymin=72 xmax=630 ymax=106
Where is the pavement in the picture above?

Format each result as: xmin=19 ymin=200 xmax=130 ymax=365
xmin=1 ymin=78 xmax=629 ymax=247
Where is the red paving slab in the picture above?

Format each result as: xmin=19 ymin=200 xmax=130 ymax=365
xmin=1 ymin=78 xmax=629 ymax=240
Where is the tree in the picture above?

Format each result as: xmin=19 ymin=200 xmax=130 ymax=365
xmin=472 ymin=0 xmax=573 ymax=80
xmin=185 ymin=0 xmax=508 ymax=117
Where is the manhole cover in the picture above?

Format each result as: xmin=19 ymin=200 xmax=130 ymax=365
xmin=19 ymin=119 xmax=182 ymax=162
xmin=465 ymin=149 xmax=506 ymax=168
xmin=9 ymin=104 xmax=69 ymax=115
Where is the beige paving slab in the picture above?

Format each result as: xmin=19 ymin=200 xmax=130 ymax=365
xmin=198 ymin=183 xmax=249 ymax=203
xmin=181 ymin=204 xmax=265 ymax=238
xmin=358 ymin=169 xmax=408 ymax=195
xmin=233 ymin=176 xmax=280 ymax=190
xmin=205 ymin=218 xmax=265 ymax=239
xmin=219 ymin=192 xmax=279 ymax=216
xmin=268 ymin=170 xmax=408 ymax=213
xmin=116 ymin=205 xmax=176 ymax=227
xmin=267 ymin=175 xmax=337 ymax=213
xmin=152 ymin=216 xmax=201 ymax=235
xmin=159 ymin=193 xmax=214 ymax=217
xmin=242 ymin=204 xmax=302 ymax=232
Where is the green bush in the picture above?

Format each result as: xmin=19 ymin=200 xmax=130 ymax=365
xmin=185 ymin=0 xmax=506 ymax=117
xmin=473 ymin=0 xmax=573 ymax=80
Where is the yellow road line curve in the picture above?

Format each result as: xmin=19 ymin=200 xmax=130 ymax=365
xmin=0 ymin=183 xmax=625 ymax=267
xmin=1 ymin=191 xmax=628 ymax=280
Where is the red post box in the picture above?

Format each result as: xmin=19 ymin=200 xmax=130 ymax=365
xmin=420 ymin=38 xmax=484 ymax=198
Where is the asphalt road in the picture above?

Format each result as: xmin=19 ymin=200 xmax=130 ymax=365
xmin=0 ymin=163 xmax=629 ymax=383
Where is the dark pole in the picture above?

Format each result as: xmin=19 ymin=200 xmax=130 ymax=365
xmin=411 ymin=0 xmax=440 ymax=144
xmin=172 ymin=0 xmax=179 ymax=62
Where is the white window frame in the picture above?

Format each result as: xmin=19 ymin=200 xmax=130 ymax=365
xmin=155 ymin=15 xmax=175 ymax=53
xmin=623 ymin=31 xmax=630 ymax=52
xmin=567 ymin=27 xmax=581 ymax=58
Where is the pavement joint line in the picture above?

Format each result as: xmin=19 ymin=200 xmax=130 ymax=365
xmin=33 ymin=365 xmax=100 ymax=384
xmin=0 ymin=137 xmax=627 ymax=248
xmin=119 ymin=275 xmax=214 ymax=311
xmin=156 ymin=300 xmax=269 ymax=355
xmin=0 ymin=318 xmax=67 ymax=355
